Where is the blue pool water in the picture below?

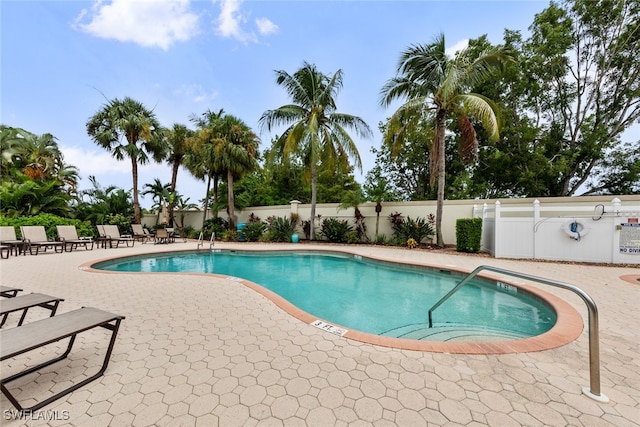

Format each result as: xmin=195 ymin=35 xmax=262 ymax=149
xmin=94 ymin=251 xmax=556 ymax=341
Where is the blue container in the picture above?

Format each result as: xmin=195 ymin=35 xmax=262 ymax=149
xmin=291 ymin=233 xmax=299 ymax=243
xmin=237 ymin=223 xmax=246 ymax=241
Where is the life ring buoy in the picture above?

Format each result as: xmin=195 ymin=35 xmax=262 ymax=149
xmin=562 ymin=220 xmax=590 ymax=241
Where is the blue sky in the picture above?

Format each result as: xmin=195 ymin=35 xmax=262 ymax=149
xmin=2 ymin=0 xmax=553 ymax=208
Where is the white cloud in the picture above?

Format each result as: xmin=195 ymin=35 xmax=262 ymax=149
xmin=255 ymin=17 xmax=278 ymax=36
xmin=62 ymin=145 xmax=131 ymax=176
xmin=74 ymin=0 xmax=200 ymax=50
xmin=446 ymin=39 xmax=469 ymax=58
xmin=213 ymin=0 xmax=277 ymax=43
xmin=214 ymin=0 xmax=254 ymax=43
xmin=173 ymin=84 xmax=218 ymax=104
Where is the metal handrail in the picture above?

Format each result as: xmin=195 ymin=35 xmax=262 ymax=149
xmin=196 ymin=232 xmax=215 ymax=249
xmin=427 ymin=265 xmax=608 ymax=402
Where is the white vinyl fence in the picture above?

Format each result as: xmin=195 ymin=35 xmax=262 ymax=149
xmin=475 ymin=198 xmax=640 ymax=264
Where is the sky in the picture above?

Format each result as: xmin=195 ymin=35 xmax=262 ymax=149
xmin=2 ymin=0 xmax=559 ymax=209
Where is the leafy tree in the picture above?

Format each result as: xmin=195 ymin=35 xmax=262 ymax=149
xmin=86 ymin=97 xmax=164 ymax=223
xmin=380 ymin=33 xmax=512 ymax=246
xmin=0 ymin=126 xmax=78 ymax=217
xmin=514 ymin=0 xmax=640 ymax=195
xmin=259 ymin=62 xmax=372 ymax=240
xmin=74 ymin=176 xmax=133 ymax=225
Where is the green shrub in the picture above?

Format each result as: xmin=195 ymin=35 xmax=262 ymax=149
xmin=319 ymin=217 xmax=353 ymax=243
xmin=202 ymin=217 xmax=229 ymax=237
xmin=456 ymin=218 xmax=483 ymax=253
xmin=388 ymin=213 xmax=435 ymax=246
xmin=374 ymin=234 xmax=388 ymax=245
xmin=265 ymin=216 xmax=298 ymax=242
xmin=221 ymin=230 xmax=239 ymax=242
xmin=243 ymin=221 xmax=267 ymax=242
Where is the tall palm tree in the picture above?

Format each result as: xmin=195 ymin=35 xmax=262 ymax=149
xmin=213 ymin=115 xmax=259 ymax=229
xmin=380 ymin=34 xmax=512 ymax=247
xmin=186 ymin=109 xmax=226 ymax=227
xmin=163 ymin=123 xmax=193 ymax=226
xmin=86 ymin=97 xmax=164 ymax=224
xmin=259 ymin=62 xmax=372 ymax=240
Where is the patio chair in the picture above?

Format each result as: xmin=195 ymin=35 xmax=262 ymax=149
xmin=102 ymin=225 xmax=135 ymax=248
xmin=131 ymin=224 xmax=151 ymax=244
xmin=0 ymin=307 xmax=125 ymax=413
xmin=0 ymin=226 xmax=26 ymax=256
xmin=0 ymin=286 xmax=22 ymax=298
xmin=56 ymin=225 xmax=94 ymax=252
xmin=0 ymin=293 xmax=64 ymax=327
xmin=154 ymin=228 xmax=169 ymax=244
xmin=20 ymin=226 xmax=64 ymax=255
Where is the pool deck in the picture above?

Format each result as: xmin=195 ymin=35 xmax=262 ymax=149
xmin=0 ymin=241 xmax=638 ymax=426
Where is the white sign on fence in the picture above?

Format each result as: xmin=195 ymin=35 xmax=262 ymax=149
xmin=620 ymin=223 xmax=640 ymax=255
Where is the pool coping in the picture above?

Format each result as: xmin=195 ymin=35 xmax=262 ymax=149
xmin=80 ymin=247 xmax=584 ymax=355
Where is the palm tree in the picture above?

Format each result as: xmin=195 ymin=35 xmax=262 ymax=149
xmin=163 ymin=123 xmax=193 ymax=226
xmin=186 ymin=109 xmax=227 ymax=228
xmin=142 ymin=178 xmax=170 ymax=225
xmin=380 ymin=34 xmax=512 ymax=247
xmin=259 ymin=62 xmax=372 ymax=240
xmin=86 ymin=97 xmax=164 ymax=224
xmin=214 ymin=115 xmax=259 ymax=229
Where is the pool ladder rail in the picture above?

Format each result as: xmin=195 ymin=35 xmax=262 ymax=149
xmin=196 ymin=232 xmax=215 ymax=250
xmin=427 ymin=265 xmax=608 ymax=403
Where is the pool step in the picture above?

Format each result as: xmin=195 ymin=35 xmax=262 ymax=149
xmin=380 ymin=323 xmax=528 ymax=342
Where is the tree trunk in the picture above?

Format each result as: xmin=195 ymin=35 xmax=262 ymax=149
xmin=227 ymin=169 xmax=235 ymax=230
xmin=132 ymin=157 xmax=141 ymax=224
xmin=202 ymin=175 xmax=211 ymax=229
xmin=435 ymin=108 xmax=447 ymax=247
xmin=169 ymin=159 xmax=180 ymax=226
xmin=310 ymin=163 xmax=318 ymax=240
xmin=213 ymin=176 xmax=219 ymax=219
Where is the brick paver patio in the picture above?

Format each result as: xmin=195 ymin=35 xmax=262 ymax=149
xmin=0 ymin=242 xmax=638 ymax=426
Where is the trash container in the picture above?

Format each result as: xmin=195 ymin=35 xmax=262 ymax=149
xmin=237 ymin=223 xmax=246 ymax=241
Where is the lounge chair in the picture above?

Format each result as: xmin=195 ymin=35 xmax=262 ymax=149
xmin=56 ymin=225 xmax=94 ymax=252
xmin=101 ymin=225 xmax=135 ymax=248
xmin=131 ymin=224 xmax=151 ymax=244
xmin=0 ymin=293 xmax=64 ymax=327
xmin=154 ymin=228 xmax=169 ymax=244
xmin=0 ymin=307 xmax=125 ymax=413
xmin=20 ymin=226 xmax=64 ymax=255
xmin=0 ymin=286 xmax=22 ymax=298
xmin=0 ymin=226 xmax=26 ymax=256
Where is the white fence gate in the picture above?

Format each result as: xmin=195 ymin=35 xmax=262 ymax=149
xmin=476 ymin=198 xmax=640 ymax=264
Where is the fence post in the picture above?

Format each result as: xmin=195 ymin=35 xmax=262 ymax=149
xmin=533 ymin=199 xmax=540 ymax=259
xmin=494 ymin=201 xmax=502 ymax=257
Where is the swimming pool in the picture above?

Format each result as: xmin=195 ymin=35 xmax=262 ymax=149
xmin=93 ymin=250 xmax=557 ymax=343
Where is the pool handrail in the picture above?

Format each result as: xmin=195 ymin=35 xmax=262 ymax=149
xmin=427 ymin=265 xmax=608 ymax=403
xmin=196 ymin=232 xmax=215 ymax=250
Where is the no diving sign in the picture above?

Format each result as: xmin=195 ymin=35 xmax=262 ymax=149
xmin=620 ymin=222 xmax=640 ymax=254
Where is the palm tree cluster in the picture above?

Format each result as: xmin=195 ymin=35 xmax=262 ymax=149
xmin=3 ymin=34 xmax=515 ymax=245
xmin=0 ymin=126 xmax=79 ymax=217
